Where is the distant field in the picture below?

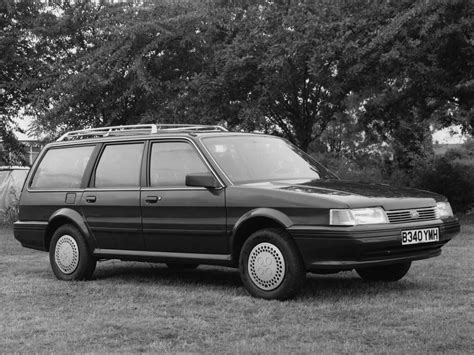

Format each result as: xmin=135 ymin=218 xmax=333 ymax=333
xmin=1 ymin=216 xmax=473 ymax=353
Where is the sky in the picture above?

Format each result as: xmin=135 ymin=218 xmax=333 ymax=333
xmin=431 ymin=125 xmax=470 ymax=145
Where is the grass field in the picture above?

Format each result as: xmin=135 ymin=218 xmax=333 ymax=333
xmin=1 ymin=217 xmax=473 ymax=353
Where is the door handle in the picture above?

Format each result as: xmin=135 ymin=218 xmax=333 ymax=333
xmin=85 ymin=196 xmax=96 ymax=203
xmin=145 ymin=196 xmax=159 ymax=203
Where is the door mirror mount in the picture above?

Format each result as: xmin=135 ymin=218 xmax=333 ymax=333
xmin=185 ymin=173 xmax=221 ymax=189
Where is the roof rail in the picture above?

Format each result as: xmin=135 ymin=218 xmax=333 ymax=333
xmin=154 ymin=124 xmax=228 ymax=132
xmin=56 ymin=124 xmax=228 ymax=141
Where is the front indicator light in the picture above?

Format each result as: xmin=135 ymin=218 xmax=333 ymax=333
xmin=329 ymin=209 xmax=355 ymax=226
xmin=330 ymin=207 xmax=388 ymax=226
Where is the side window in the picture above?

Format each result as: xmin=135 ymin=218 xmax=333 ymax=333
xmin=95 ymin=143 xmax=143 ymax=188
xmin=31 ymin=145 xmax=94 ymax=189
xmin=150 ymin=142 xmax=209 ymax=187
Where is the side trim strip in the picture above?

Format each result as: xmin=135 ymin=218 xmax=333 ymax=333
xmin=93 ymin=248 xmax=232 ymax=261
xmin=142 ymin=228 xmax=223 ymax=235
xmin=14 ymin=221 xmax=48 ymax=229
xmin=91 ymin=227 xmax=141 ymax=233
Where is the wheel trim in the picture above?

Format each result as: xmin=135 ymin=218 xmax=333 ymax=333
xmin=54 ymin=235 xmax=79 ymax=275
xmin=248 ymin=242 xmax=285 ymax=291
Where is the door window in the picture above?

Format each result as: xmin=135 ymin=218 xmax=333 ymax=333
xmin=95 ymin=143 xmax=144 ymax=188
xmin=150 ymin=142 xmax=209 ymax=187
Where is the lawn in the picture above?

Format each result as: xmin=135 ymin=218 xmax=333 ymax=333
xmin=1 ymin=217 xmax=473 ymax=353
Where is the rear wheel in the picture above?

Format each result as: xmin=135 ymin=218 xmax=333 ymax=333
xmin=49 ymin=224 xmax=96 ymax=281
xmin=239 ymin=228 xmax=305 ymax=300
xmin=356 ymin=262 xmax=411 ymax=282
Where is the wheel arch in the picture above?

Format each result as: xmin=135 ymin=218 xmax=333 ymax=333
xmin=45 ymin=208 xmax=95 ymax=252
xmin=230 ymin=208 xmax=293 ymax=265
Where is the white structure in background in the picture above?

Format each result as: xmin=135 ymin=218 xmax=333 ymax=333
xmin=0 ymin=167 xmax=29 ymax=223
xmin=0 ymin=116 xmax=44 ymax=166
xmin=8 ymin=130 xmax=43 ymax=166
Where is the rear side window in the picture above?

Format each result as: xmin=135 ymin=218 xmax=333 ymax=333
xmin=94 ymin=143 xmax=143 ymax=188
xmin=31 ymin=145 xmax=95 ymax=189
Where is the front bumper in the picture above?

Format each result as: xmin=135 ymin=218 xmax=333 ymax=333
xmin=288 ymin=218 xmax=460 ymax=272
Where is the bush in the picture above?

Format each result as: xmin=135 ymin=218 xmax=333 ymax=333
xmin=411 ymin=157 xmax=474 ymax=214
xmin=312 ymin=152 xmax=386 ymax=183
xmin=313 ymin=151 xmax=474 ymax=214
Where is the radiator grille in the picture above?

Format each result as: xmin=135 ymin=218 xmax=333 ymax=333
xmin=386 ymin=207 xmax=438 ymax=224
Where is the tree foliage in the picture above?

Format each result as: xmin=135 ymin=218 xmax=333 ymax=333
xmin=190 ymin=3 xmax=352 ymax=151
xmin=30 ymin=2 xmax=216 ymax=135
xmin=356 ymin=0 xmax=474 ymax=169
xmin=0 ymin=0 xmax=39 ymax=164
xmin=2 ymin=0 xmax=473 ymax=172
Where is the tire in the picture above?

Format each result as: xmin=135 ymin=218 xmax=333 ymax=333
xmin=49 ymin=224 xmax=96 ymax=281
xmin=356 ymin=262 xmax=411 ymax=282
xmin=239 ymin=228 xmax=305 ymax=300
xmin=166 ymin=263 xmax=199 ymax=270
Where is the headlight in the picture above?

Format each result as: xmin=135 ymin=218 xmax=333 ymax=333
xmin=330 ymin=207 xmax=388 ymax=226
xmin=436 ymin=202 xmax=453 ymax=219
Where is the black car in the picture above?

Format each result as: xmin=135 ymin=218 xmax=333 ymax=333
xmin=14 ymin=124 xmax=460 ymax=299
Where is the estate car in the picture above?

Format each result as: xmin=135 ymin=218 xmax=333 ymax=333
xmin=14 ymin=124 xmax=461 ymax=299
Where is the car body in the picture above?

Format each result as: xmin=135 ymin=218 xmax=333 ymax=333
xmin=14 ymin=124 xmax=461 ymax=299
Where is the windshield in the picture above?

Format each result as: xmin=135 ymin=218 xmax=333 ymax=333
xmin=202 ymin=135 xmax=336 ymax=184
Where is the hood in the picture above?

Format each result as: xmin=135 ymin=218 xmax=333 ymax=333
xmin=240 ymin=179 xmax=443 ymax=210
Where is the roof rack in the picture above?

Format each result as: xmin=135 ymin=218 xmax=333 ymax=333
xmin=56 ymin=124 xmax=228 ymax=141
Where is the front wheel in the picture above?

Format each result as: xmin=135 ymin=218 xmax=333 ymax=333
xmin=356 ymin=262 xmax=411 ymax=282
xmin=239 ymin=228 xmax=305 ymax=300
xmin=49 ymin=224 xmax=96 ymax=281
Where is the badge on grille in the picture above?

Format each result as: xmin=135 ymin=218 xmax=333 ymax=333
xmin=410 ymin=210 xmax=420 ymax=218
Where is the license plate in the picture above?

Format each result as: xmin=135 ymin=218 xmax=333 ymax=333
xmin=401 ymin=228 xmax=439 ymax=245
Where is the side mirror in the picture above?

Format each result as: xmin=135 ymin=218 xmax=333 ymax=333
xmin=185 ymin=173 xmax=220 ymax=189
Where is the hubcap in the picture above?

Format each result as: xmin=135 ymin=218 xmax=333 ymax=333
xmin=55 ymin=235 xmax=79 ymax=274
xmin=248 ymin=242 xmax=285 ymax=291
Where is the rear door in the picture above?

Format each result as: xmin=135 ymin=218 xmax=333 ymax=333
xmin=141 ymin=139 xmax=227 ymax=255
xmin=81 ymin=141 xmax=145 ymax=251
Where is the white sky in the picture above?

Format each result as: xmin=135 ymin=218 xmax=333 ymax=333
xmin=432 ymin=125 xmax=470 ymax=145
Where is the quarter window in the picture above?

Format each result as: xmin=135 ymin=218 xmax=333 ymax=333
xmin=95 ymin=143 xmax=143 ymax=188
xmin=150 ymin=142 xmax=209 ymax=187
xmin=31 ymin=145 xmax=94 ymax=189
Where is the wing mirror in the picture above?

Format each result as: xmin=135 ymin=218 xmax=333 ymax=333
xmin=185 ymin=173 xmax=221 ymax=189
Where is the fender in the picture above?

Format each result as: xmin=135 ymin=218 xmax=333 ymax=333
xmin=47 ymin=208 xmax=96 ymax=250
xmin=233 ymin=208 xmax=293 ymax=232
xmin=231 ymin=207 xmax=293 ymax=244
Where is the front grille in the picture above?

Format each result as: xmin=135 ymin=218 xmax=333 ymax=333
xmin=386 ymin=207 xmax=438 ymax=224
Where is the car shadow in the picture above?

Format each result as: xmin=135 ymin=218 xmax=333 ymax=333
xmin=92 ymin=261 xmax=422 ymax=299
xmin=93 ymin=261 xmax=242 ymax=288
xmin=302 ymin=273 xmax=420 ymax=298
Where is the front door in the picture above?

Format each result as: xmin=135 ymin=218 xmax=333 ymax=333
xmin=141 ymin=140 xmax=227 ymax=255
xmin=81 ymin=142 xmax=145 ymax=251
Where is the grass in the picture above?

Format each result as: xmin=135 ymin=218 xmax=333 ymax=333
xmin=1 ymin=216 xmax=473 ymax=353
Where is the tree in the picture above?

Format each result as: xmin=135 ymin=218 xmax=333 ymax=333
xmin=189 ymin=3 xmax=361 ymax=151
xmin=355 ymin=0 xmax=474 ymax=170
xmin=26 ymin=0 xmax=472 ymax=162
xmin=30 ymin=1 xmax=217 ymax=137
xmin=29 ymin=1 xmax=397 ymax=151
xmin=0 ymin=1 xmax=39 ymax=164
